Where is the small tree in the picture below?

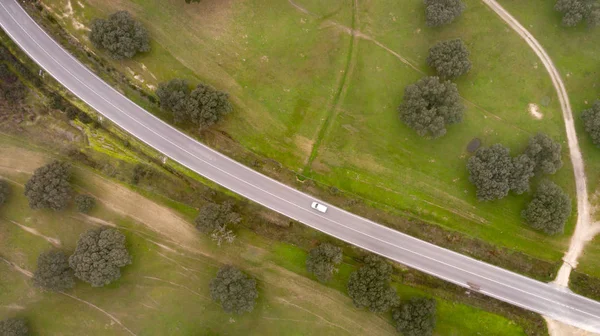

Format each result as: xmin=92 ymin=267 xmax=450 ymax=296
xmin=306 ymin=243 xmax=343 ymax=283
xmin=75 ymin=194 xmax=96 ymax=213
xmin=555 ymin=0 xmax=600 ymax=27
xmin=0 ymin=318 xmax=28 ymax=336
xmin=156 ymin=79 xmax=190 ymax=123
xmin=393 ymin=298 xmax=437 ymax=336
xmin=69 ymin=228 xmax=132 ymax=287
xmin=24 ymin=161 xmax=71 ymax=210
xmin=347 ymin=255 xmax=399 ymax=313
xmin=33 ymin=250 xmax=74 ymax=292
xmin=424 ymin=0 xmax=466 ymax=27
xmin=195 ymin=202 xmax=241 ymax=234
xmin=427 ymin=39 xmax=471 ymax=79
xmin=522 ymin=181 xmax=571 ymax=235
xmin=185 ymin=84 xmax=233 ymax=130
xmin=509 ymin=154 xmax=535 ymax=195
xmin=582 ymin=101 xmax=600 ymax=147
xmin=467 ymin=144 xmax=513 ymax=201
xmin=525 ymin=133 xmax=563 ymax=175
xmin=210 ymin=265 xmax=258 ymax=314
xmin=399 ymin=76 xmax=464 ymax=138
xmin=0 ymin=179 xmax=10 ymax=206
xmin=89 ymin=11 xmax=150 ymax=60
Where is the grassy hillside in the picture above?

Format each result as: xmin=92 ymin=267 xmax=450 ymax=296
xmin=36 ymin=0 xmax=578 ymax=264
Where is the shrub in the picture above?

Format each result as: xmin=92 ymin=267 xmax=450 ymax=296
xmin=74 ymin=194 xmax=96 ymax=213
xmin=555 ymin=0 xmax=600 ymax=27
xmin=399 ymin=76 xmax=464 ymax=138
xmin=24 ymin=161 xmax=71 ymax=210
xmin=0 ymin=318 xmax=28 ymax=336
xmin=0 ymin=179 xmax=10 ymax=206
xmin=131 ymin=164 xmax=154 ymax=185
xmin=426 ymin=39 xmax=471 ymax=79
xmin=306 ymin=243 xmax=343 ymax=283
xmin=210 ymin=265 xmax=258 ymax=314
xmin=195 ymin=202 xmax=241 ymax=234
xmin=156 ymin=79 xmax=190 ymax=123
xmin=525 ymin=133 xmax=563 ymax=175
xmin=522 ymin=180 xmax=571 ymax=235
xmin=33 ymin=250 xmax=75 ymax=292
xmin=69 ymin=228 xmax=131 ymax=287
xmin=65 ymin=106 xmax=79 ymax=120
xmin=89 ymin=11 xmax=150 ymax=60
xmin=347 ymin=255 xmax=399 ymax=313
xmin=582 ymin=101 xmax=600 ymax=147
xmin=424 ymin=0 xmax=466 ymax=27
xmin=393 ymin=298 xmax=437 ymax=336
xmin=467 ymin=144 xmax=513 ymax=201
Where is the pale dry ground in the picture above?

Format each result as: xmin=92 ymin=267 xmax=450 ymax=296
xmin=0 ymin=144 xmax=396 ymax=335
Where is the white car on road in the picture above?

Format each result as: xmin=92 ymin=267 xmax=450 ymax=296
xmin=311 ymin=202 xmax=328 ymax=213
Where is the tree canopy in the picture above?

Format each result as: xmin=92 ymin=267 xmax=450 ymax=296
xmin=156 ymin=80 xmax=232 ymax=130
xmin=0 ymin=179 xmax=10 ymax=206
xmin=424 ymin=0 xmax=466 ymax=27
xmin=509 ymin=154 xmax=536 ymax=195
xmin=393 ymin=298 xmax=437 ymax=336
xmin=0 ymin=318 xmax=28 ymax=336
xmin=89 ymin=11 xmax=150 ymax=60
xmin=195 ymin=202 xmax=241 ymax=234
xmin=210 ymin=265 xmax=258 ymax=314
xmin=427 ymin=39 xmax=471 ymax=79
xmin=399 ymin=76 xmax=464 ymax=138
xmin=74 ymin=194 xmax=96 ymax=214
xmin=522 ymin=181 xmax=572 ymax=235
xmin=582 ymin=101 xmax=600 ymax=147
xmin=525 ymin=133 xmax=563 ymax=175
xmin=185 ymin=0 xmax=201 ymax=3
xmin=555 ymin=0 xmax=600 ymax=27
xmin=467 ymin=144 xmax=513 ymax=201
xmin=33 ymin=250 xmax=75 ymax=292
xmin=24 ymin=161 xmax=71 ymax=210
xmin=306 ymin=243 xmax=343 ymax=283
xmin=347 ymin=255 xmax=399 ymax=313
xmin=69 ymin=228 xmax=132 ymax=287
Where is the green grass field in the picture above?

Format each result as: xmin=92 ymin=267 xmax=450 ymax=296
xmin=494 ymin=0 xmax=600 ymax=278
xmin=38 ymin=0 xmax=579 ymax=264
xmin=0 ymin=143 xmax=526 ymax=335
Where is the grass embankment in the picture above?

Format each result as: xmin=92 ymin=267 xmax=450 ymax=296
xmin=37 ymin=0 xmax=576 ymax=265
xmin=0 ymin=143 xmax=527 ymax=335
xmin=495 ymin=0 xmax=600 ymax=295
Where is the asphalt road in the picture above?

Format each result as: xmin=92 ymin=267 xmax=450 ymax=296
xmin=2 ymin=0 xmax=600 ymax=332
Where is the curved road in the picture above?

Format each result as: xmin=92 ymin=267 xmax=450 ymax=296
xmin=1 ymin=0 xmax=599 ymax=332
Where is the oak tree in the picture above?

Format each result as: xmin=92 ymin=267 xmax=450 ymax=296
xmin=0 ymin=318 xmax=28 ymax=336
xmin=306 ymin=243 xmax=343 ymax=283
xmin=424 ymin=0 xmax=466 ymax=27
xmin=347 ymin=255 xmax=399 ymax=313
xmin=427 ymin=39 xmax=471 ymax=79
xmin=525 ymin=133 xmax=563 ymax=175
xmin=467 ymin=144 xmax=513 ymax=201
xmin=393 ymin=298 xmax=437 ymax=336
xmin=0 ymin=179 xmax=10 ymax=206
xmin=89 ymin=11 xmax=150 ymax=60
xmin=522 ymin=180 xmax=571 ymax=235
xmin=582 ymin=101 xmax=600 ymax=147
xmin=555 ymin=0 xmax=600 ymax=27
xmin=33 ymin=250 xmax=75 ymax=292
xmin=24 ymin=161 xmax=71 ymax=210
xmin=74 ymin=194 xmax=96 ymax=214
xmin=210 ymin=265 xmax=258 ymax=314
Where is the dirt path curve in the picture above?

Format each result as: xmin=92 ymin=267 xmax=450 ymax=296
xmin=481 ymin=0 xmax=590 ymax=286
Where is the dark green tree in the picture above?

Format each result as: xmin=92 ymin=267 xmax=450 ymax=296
xmin=195 ymin=202 xmax=241 ymax=234
xmin=24 ymin=161 xmax=71 ymax=210
xmin=0 ymin=179 xmax=10 ymax=206
xmin=65 ymin=106 xmax=79 ymax=120
xmin=525 ymin=133 xmax=563 ymax=175
xmin=306 ymin=243 xmax=343 ymax=283
xmin=0 ymin=318 xmax=28 ymax=336
xmin=156 ymin=79 xmax=190 ymax=123
xmin=509 ymin=154 xmax=535 ymax=195
xmin=399 ymin=76 xmax=464 ymax=138
xmin=0 ymin=64 xmax=27 ymax=104
xmin=427 ymin=39 xmax=471 ymax=79
xmin=185 ymin=83 xmax=233 ymax=130
xmin=347 ymin=255 xmax=399 ymax=313
xmin=522 ymin=180 xmax=572 ymax=235
xmin=74 ymin=194 xmax=96 ymax=214
xmin=33 ymin=250 xmax=75 ymax=292
xmin=89 ymin=11 xmax=150 ymax=60
xmin=210 ymin=265 xmax=258 ymax=314
xmin=424 ymin=0 xmax=466 ymax=27
xmin=185 ymin=0 xmax=201 ymax=3
xmin=392 ymin=298 xmax=437 ymax=336
xmin=582 ymin=101 xmax=600 ymax=147
xmin=69 ymin=228 xmax=132 ymax=287
xmin=555 ymin=0 xmax=600 ymax=27
xmin=467 ymin=144 xmax=513 ymax=201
